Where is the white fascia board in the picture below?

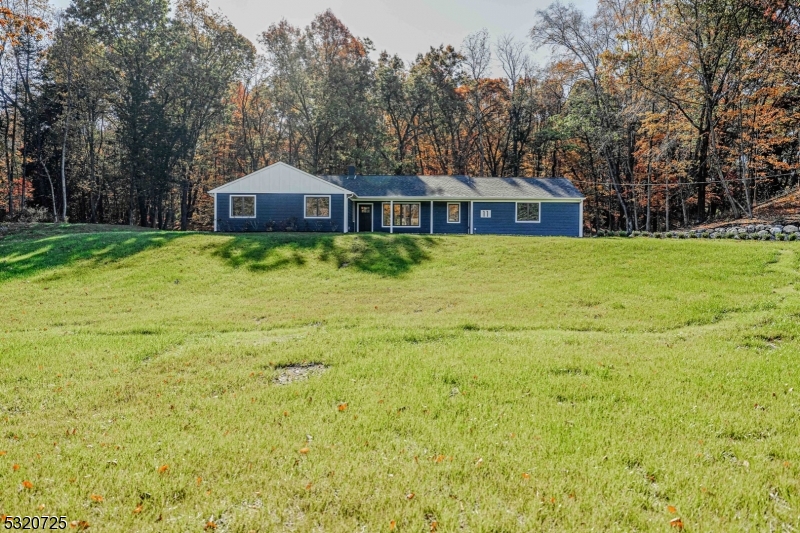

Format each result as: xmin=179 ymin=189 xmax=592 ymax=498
xmin=208 ymin=162 xmax=354 ymax=195
xmin=353 ymin=197 xmax=583 ymax=203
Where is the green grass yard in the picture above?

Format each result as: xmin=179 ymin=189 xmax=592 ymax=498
xmin=1 ymin=225 xmax=799 ymax=531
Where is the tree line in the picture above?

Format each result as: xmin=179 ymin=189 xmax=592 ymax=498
xmin=1 ymin=0 xmax=798 ymax=231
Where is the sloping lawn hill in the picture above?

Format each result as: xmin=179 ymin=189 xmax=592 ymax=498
xmin=1 ymin=224 xmax=799 ymax=532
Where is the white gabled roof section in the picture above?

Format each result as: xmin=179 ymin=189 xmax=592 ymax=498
xmin=208 ymin=162 xmax=353 ymax=195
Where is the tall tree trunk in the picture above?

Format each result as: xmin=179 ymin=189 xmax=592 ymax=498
xmin=40 ymin=159 xmax=57 ymax=221
xmin=739 ymin=101 xmax=753 ymax=217
xmin=138 ymin=194 xmax=148 ymax=227
xmin=19 ymin=39 xmax=31 ymax=210
xmin=60 ymin=112 xmax=70 ymax=222
xmin=60 ymin=41 xmax=74 ymax=223
xmin=627 ymin=125 xmax=638 ymax=231
xmin=180 ymin=178 xmax=191 ymax=231
xmin=645 ymin=144 xmax=653 ymax=232
xmin=87 ymin=111 xmax=97 ymax=223
xmin=603 ymin=150 xmax=631 ymax=232
xmin=665 ymin=175 xmax=670 ymax=232
xmin=645 ymin=102 xmax=655 ymax=232
xmin=680 ymin=180 xmax=688 ymax=227
xmin=593 ymin=173 xmax=600 ymax=233
xmin=6 ymin=79 xmax=18 ymax=217
xmin=695 ymin=116 xmax=710 ymax=224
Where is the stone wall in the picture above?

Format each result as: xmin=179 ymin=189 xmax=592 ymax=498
xmin=594 ymin=224 xmax=800 ymax=241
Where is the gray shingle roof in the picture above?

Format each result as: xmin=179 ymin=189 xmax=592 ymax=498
xmin=318 ymin=174 xmax=583 ymax=200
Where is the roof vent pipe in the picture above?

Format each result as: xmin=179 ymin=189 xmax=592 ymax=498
xmin=347 ymin=165 xmax=356 ymax=177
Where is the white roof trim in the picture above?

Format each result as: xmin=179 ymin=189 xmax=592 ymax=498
xmin=352 ymin=197 xmax=581 ymax=202
xmin=208 ymin=162 xmax=354 ymax=195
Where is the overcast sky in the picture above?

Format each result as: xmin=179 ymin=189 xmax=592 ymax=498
xmin=50 ymin=0 xmax=596 ymax=70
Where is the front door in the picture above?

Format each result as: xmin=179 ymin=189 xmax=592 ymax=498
xmin=358 ymin=204 xmax=373 ymax=232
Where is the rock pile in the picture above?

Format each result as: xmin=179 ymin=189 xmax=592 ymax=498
xmin=595 ymin=224 xmax=800 ymax=240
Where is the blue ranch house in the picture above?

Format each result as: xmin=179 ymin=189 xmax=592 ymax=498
xmin=209 ymin=162 xmax=585 ymax=237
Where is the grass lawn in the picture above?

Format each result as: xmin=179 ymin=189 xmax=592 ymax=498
xmin=1 ymin=224 xmax=799 ymax=531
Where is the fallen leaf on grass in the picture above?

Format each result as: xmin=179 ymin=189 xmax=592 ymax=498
xmin=522 ymin=473 xmax=530 ymax=479
xmin=158 ymin=464 xmax=169 ymax=474
xmin=0 ymin=451 xmax=6 ymax=456
xmin=205 ymin=521 xmax=216 ymax=530
xmin=305 ymin=483 xmax=312 ymax=491
xmin=12 ymin=464 xmax=20 ymax=471
xmin=196 ymin=476 xmax=202 ymax=485
xmin=667 ymin=505 xmax=677 ymax=514
xmin=389 ymin=520 xmax=396 ymax=530
xmin=430 ymin=520 xmax=438 ymax=531
xmin=90 ymin=494 xmax=103 ymax=502
xmin=21 ymin=480 xmax=33 ymax=489
xmin=670 ymin=517 xmax=684 ymax=529
xmin=69 ymin=521 xmax=90 ymax=530
xmin=299 ymin=447 xmax=310 ymax=455
xmin=406 ymin=492 xmax=415 ymax=500
xmin=133 ymin=504 xmax=143 ymax=515
xmin=338 ymin=403 xmax=348 ymax=412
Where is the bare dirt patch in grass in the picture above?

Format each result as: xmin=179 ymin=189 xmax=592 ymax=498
xmin=273 ymin=362 xmax=327 ymax=385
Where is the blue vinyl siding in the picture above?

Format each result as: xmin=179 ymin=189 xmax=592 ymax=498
xmin=215 ymin=194 xmax=579 ymax=236
xmin=471 ymin=201 xmax=581 ymax=236
xmin=348 ymin=201 xmax=469 ymax=234
xmin=432 ymin=201 xmax=469 ymax=234
xmin=353 ymin=201 xmax=434 ymax=234
xmin=347 ymin=199 xmax=580 ymax=236
xmin=216 ymin=193 xmax=345 ymax=232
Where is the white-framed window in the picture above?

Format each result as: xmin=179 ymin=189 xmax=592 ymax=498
xmin=230 ymin=195 xmax=256 ymax=218
xmin=447 ymin=203 xmax=461 ymax=223
xmin=305 ymin=195 xmax=331 ymax=218
xmin=382 ymin=202 xmax=421 ymax=227
xmin=516 ymin=202 xmax=541 ymax=223
xmin=480 ymin=210 xmax=491 ymax=218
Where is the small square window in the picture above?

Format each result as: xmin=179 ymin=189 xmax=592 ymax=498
xmin=447 ymin=203 xmax=460 ymax=223
xmin=305 ymin=196 xmax=331 ymax=218
xmin=516 ymin=202 xmax=540 ymax=222
xmin=480 ymin=210 xmax=491 ymax=218
xmin=230 ymin=195 xmax=256 ymax=218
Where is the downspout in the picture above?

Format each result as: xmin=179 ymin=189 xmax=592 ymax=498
xmin=430 ymin=201 xmax=433 ymax=234
xmin=213 ymin=193 xmax=218 ymax=232
xmin=579 ymin=200 xmax=584 ymax=237
xmin=343 ymin=195 xmax=349 ymax=233
xmin=469 ymin=201 xmax=473 ymax=234
xmin=390 ymin=200 xmax=394 ymax=234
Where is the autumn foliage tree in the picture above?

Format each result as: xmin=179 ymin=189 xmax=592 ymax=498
xmin=0 ymin=0 xmax=797 ymax=230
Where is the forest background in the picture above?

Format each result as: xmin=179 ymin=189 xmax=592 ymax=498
xmin=0 ymin=0 xmax=798 ymax=232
